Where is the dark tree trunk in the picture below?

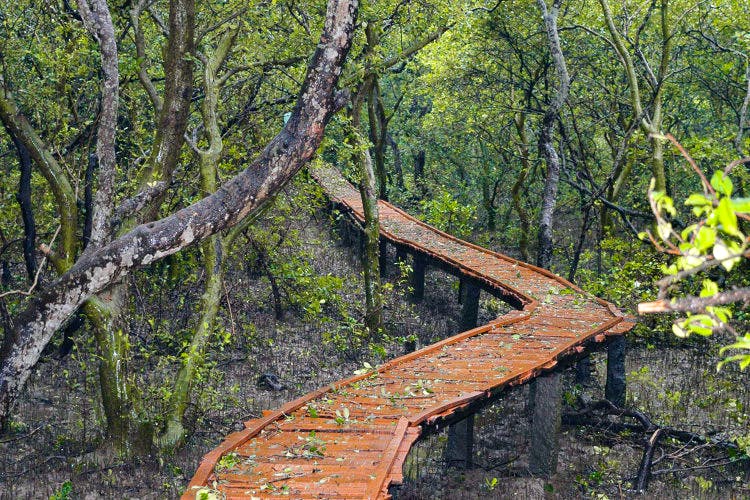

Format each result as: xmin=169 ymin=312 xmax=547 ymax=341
xmin=386 ymin=133 xmax=405 ymax=190
xmin=10 ymin=134 xmax=37 ymax=282
xmin=413 ymin=149 xmax=425 ymax=193
xmin=82 ymin=154 xmax=96 ymax=249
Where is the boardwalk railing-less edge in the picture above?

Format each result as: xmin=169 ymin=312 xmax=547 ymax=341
xmin=183 ymin=163 xmax=634 ymax=499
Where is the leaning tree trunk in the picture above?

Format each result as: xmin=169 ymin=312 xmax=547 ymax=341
xmin=0 ymin=0 xmax=357 ymax=430
xmin=536 ymin=0 xmax=570 ymax=271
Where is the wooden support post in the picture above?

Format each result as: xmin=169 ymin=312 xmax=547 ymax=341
xmin=336 ymin=213 xmax=353 ymax=246
xmin=410 ymin=253 xmax=425 ymax=301
xmin=444 ymin=414 xmax=474 ymax=469
xmin=528 ymin=372 xmax=562 ymax=477
xmin=459 ymin=279 xmax=480 ymax=331
xmin=395 ymin=247 xmax=407 ymax=264
xmin=442 ymin=281 xmax=481 ymax=470
xmin=605 ymin=335 xmax=626 ymax=407
xmin=379 ymin=239 xmax=388 ymax=277
xmin=575 ymin=356 xmax=592 ymax=386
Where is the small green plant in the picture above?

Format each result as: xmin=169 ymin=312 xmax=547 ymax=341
xmin=406 ymin=379 xmax=433 ymax=396
xmin=215 ymin=452 xmax=241 ymax=472
xmin=193 ymin=487 xmax=222 ymax=500
xmin=484 ymin=476 xmax=498 ymax=491
xmin=306 ymin=404 xmax=319 ymax=418
xmin=353 ymin=361 xmax=377 ymax=376
xmin=333 ymin=407 xmax=350 ymax=425
xmin=285 ymin=431 xmax=326 ymax=459
xmin=50 ymin=481 xmax=73 ymax=500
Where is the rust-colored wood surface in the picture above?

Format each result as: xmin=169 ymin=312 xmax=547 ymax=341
xmin=183 ymin=163 xmax=634 ymax=499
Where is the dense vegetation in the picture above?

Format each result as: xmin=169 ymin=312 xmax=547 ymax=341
xmin=0 ymin=0 xmax=748 ymax=496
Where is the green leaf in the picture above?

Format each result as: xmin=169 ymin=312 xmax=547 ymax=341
xmin=719 ymin=334 xmax=750 ymax=354
xmin=684 ymin=193 xmax=712 ymax=207
xmin=710 ymin=170 xmax=733 ymax=196
xmin=716 ymin=197 xmax=740 ymax=237
xmin=672 ymin=322 xmax=688 ymax=338
xmin=684 ymin=314 xmax=714 ymax=336
xmin=657 ymin=221 xmax=672 ymax=241
xmin=694 ymin=225 xmax=716 ymax=251
xmin=700 ymin=279 xmax=718 ymax=297
xmin=731 ymin=197 xmax=750 ymax=213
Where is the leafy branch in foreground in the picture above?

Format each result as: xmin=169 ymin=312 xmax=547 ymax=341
xmin=638 ymin=133 xmax=750 ymax=369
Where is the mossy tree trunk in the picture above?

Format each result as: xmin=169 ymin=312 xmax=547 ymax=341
xmin=158 ymin=26 xmax=237 ymax=451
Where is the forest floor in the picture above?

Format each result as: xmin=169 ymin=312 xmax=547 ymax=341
xmin=0 ymin=201 xmax=748 ymax=499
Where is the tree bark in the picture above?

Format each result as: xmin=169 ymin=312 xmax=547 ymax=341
xmin=8 ymin=133 xmax=37 ymax=282
xmin=536 ymin=0 xmax=570 ymax=270
xmin=79 ymin=0 xmax=119 ymax=249
xmin=386 ymin=133 xmax=405 ymax=190
xmin=0 ymin=83 xmax=78 ymax=272
xmin=367 ymin=78 xmax=388 ymax=201
xmin=0 ymin=0 xmax=358 ymax=428
xmin=511 ymin=111 xmax=531 ymax=262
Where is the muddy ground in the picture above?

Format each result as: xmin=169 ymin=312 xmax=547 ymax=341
xmin=0 ymin=205 xmax=748 ymax=499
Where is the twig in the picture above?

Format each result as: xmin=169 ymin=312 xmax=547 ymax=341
xmin=0 ymin=424 xmax=43 ymax=444
xmin=662 ymin=133 xmax=714 ymax=196
xmin=635 ymin=428 xmax=664 ymax=492
xmin=651 ymin=458 xmax=744 ymax=476
xmin=638 ymin=287 xmax=750 ymax=314
xmin=0 ymin=226 xmax=60 ymax=299
xmin=2 ymin=455 xmax=66 ymax=479
xmin=223 ymin=278 xmax=236 ymax=339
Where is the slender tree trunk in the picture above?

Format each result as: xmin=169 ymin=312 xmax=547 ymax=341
xmin=359 ymin=148 xmax=383 ymax=335
xmin=158 ymin=236 xmax=223 ymax=449
xmin=158 ymin=26 xmax=239 ymax=450
xmin=511 ymin=112 xmax=532 ymax=262
xmin=352 ymin=77 xmax=383 ymax=336
xmin=82 ymin=154 xmax=96 ymax=249
xmin=536 ymin=0 xmax=570 ymax=270
xmin=368 ymin=78 xmax=388 ymax=201
xmin=413 ymin=149 xmax=425 ymax=194
xmin=79 ymin=0 xmax=156 ymax=455
xmin=349 ymin=23 xmax=384 ymax=337
xmin=735 ymin=63 xmax=750 ymax=157
xmin=386 ymin=133 xmax=405 ymax=190
xmin=568 ymin=203 xmax=591 ymax=282
xmin=9 ymin=134 xmax=37 ymax=282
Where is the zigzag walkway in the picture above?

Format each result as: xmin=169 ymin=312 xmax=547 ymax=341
xmin=183 ymin=163 xmax=634 ymax=499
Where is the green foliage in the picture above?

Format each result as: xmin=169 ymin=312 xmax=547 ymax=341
xmin=49 ymin=481 xmax=73 ymax=500
xmin=420 ymin=189 xmax=476 ymax=239
xmin=577 ymin=237 xmax=665 ymax=311
xmin=643 ymin=154 xmax=750 ymax=368
xmin=215 ymin=452 xmax=241 ymax=472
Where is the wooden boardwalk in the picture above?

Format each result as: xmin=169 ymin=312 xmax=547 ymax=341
xmin=182 ymin=163 xmax=634 ymax=499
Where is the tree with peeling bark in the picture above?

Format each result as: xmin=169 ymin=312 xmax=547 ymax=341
xmin=535 ymin=0 xmax=570 ymax=271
